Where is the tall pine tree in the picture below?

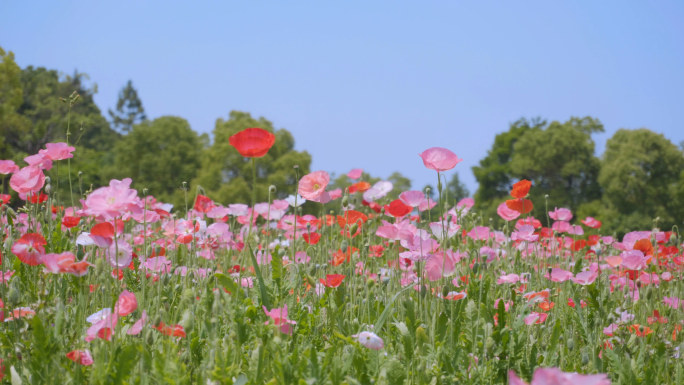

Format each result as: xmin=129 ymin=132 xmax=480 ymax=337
xmin=109 ymin=80 xmax=146 ymax=133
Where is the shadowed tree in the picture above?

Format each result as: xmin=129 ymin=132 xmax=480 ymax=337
xmin=109 ymin=80 xmax=146 ymax=134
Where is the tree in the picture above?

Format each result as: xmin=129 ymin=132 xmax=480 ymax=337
xmin=443 ymin=172 xmax=469 ymax=203
xmin=109 ymin=116 xmax=206 ymax=208
xmin=598 ymin=128 xmax=684 ymax=234
xmin=1 ymin=46 xmax=120 ymax=202
xmin=192 ymin=111 xmax=311 ymax=205
xmin=109 ymin=80 xmax=146 ymax=134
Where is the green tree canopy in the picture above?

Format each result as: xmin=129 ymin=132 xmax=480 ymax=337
xmin=108 ymin=116 xmax=206 ymax=209
xmin=109 ymin=80 xmax=146 ymax=134
xmin=598 ymin=128 xmax=684 ymax=233
xmin=192 ymin=111 xmax=311 ymax=205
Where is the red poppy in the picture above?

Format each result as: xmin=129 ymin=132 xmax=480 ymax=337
xmin=0 ymin=194 xmax=10 ymax=206
xmin=193 ymin=194 xmax=215 ymax=213
xmin=510 ymin=179 xmax=531 ymax=198
xmin=302 ymin=232 xmax=321 ymax=245
xmin=229 ymin=128 xmax=275 ymax=158
xmin=505 ymin=198 xmax=534 ymax=214
xmin=27 ymin=192 xmax=48 ymax=204
xmin=348 ymin=181 xmax=371 ymax=193
xmin=320 ymin=274 xmax=345 ymax=288
xmin=154 ymin=322 xmax=186 ymax=337
xmin=386 ymin=199 xmax=412 ymax=218
xmin=91 ymin=222 xmax=115 ymax=238
xmin=62 ymin=216 xmax=81 ymax=228
xmin=331 ymin=247 xmax=358 ymax=266
xmin=633 ymin=239 xmax=654 ymax=256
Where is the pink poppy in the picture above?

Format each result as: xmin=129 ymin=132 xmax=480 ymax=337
xmin=497 ymin=201 xmax=520 ymax=221
xmin=524 ymin=312 xmax=548 ymax=325
xmin=581 ymin=217 xmax=602 ymax=229
xmin=24 ymin=153 xmax=53 ymax=170
xmin=83 ymin=178 xmax=141 ymax=220
xmin=40 ymin=142 xmax=75 ymax=160
xmin=0 ymin=160 xmax=19 ymax=174
xmin=509 ymin=367 xmax=610 ymax=385
xmin=9 ymin=165 xmax=45 ymax=195
xmin=115 ymin=290 xmax=138 ymax=316
xmin=419 ymin=147 xmax=462 ymax=172
xmin=298 ymin=171 xmax=330 ymax=201
xmin=66 ymin=349 xmax=93 ymax=366
xmin=545 ymin=268 xmax=573 ymax=283
xmin=11 ymin=233 xmax=47 ymax=266
xmin=352 ymin=331 xmax=384 ymax=350
xmin=42 ymin=252 xmax=91 ymax=276
xmin=127 ymin=310 xmax=148 ymax=335
xmin=399 ymin=190 xmax=425 ymax=207
xmin=263 ymin=305 xmax=297 ymax=334
xmin=467 ymin=226 xmax=490 ymax=241
xmin=548 ymin=207 xmax=573 ymax=221
xmin=347 ymin=168 xmax=363 ymax=179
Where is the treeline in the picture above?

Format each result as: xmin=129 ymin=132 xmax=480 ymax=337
xmin=2 ymin=47 xmax=683 ymax=235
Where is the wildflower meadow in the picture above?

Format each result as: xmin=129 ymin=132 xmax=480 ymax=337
xmin=0 ymin=125 xmax=682 ymax=385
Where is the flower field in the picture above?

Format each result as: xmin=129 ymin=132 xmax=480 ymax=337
xmin=0 ymin=133 xmax=682 ymax=384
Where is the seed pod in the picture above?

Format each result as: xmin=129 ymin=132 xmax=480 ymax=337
xmin=566 ymin=338 xmax=575 ymax=351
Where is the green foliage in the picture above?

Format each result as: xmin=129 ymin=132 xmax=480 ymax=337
xmin=192 ymin=111 xmax=311 ymax=205
xmin=108 ymin=80 xmax=146 ymax=134
xmin=598 ymin=128 xmax=684 ymax=234
xmin=108 ymin=116 xmax=206 ymax=208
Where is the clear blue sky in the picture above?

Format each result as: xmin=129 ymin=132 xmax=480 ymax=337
xmin=2 ymin=1 xmax=683 ymax=196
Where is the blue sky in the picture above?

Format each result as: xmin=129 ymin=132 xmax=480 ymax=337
xmin=2 ymin=1 xmax=683 ymax=195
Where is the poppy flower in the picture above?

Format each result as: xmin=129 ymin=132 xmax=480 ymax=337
xmin=510 ymin=179 xmax=531 ymax=198
xmin=581 ymin=216 xmax=602 ymax=229
xmin=229 ymin=128 xmax=276 ymax=158
xmin=419 ymin=147 xmax=462 ymax=172
xmin=66 ymin=350 xmax=93 ymax=366
xmin=62 ymin=215 xmax=81 ymax=228
xmin=302 ymin=232 xmax=321 ymax=245
xmin=386 ymin=199 xmax=412 ymax=218
xmin=320 ymin=274 xmax=345 ymax=288
xmin=154 ymin=322 xmax=186 ymax=337
xmin=193 ymin=194 xmax=215 ymax=213
xmin=299 ymin=171 xmax=330 ymax=201
xmin=0 ymin=194 xmax=10 ymax=206
xmin=505 ymin=198 xmax=534 ymax=214
xmin=352 ymin=331 xmax=384 ymax=350
xmin=11 ymin=233 xmax=47 ymax=266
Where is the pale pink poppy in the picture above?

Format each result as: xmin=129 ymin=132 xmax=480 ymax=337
xmin=40 ymin=142 xmax=75 ymax=160
xmin=9 ymin=165 xmax=45 ymax=195
xmin=509 ymin=367 xmax=610 ymax=385
xmin=399 ymin=190 xmax=425 ymax=207
xmin=571 ymin=269 xmax=598 ymax=285
xmin=467 ymin=226 xmax=490 ymax=241
xmin=347 ymin=168 xmax=363 ymax=179
xmin=42 ymin=252 xmax=91 ymax=276
xmin=115 ymin=290 xmax=138 ymax=316
xmin=263 ymin=305 xmax=296 ymax=335
xmin=362 ymin=180 xmax=393 ymax=201
xmin=83 ymin=178 xmax=141 ymax=220
xmin=419 ymin=147 xmax=462 ymax=172
xmin=511 ymin=225 xmax=539 ymax=242
xmin=425 ymin=251 xmax=457 ymax=281
xmin=0 ymin=160 xmax=19 ymax=174
xmin=545 ymin=268 xmax=573 ymax=283
xmin=603 ymin=323 xmax=619 ymax=337
xmin=663 ymin=296 xmax=683 ymax=309
xmin=352 ymin=331 xmax=384 ymax=350
xmin=127 ymin=311 xmax=148 ymax=335
xmin=497 ymin=201 xmax=520 ymax=221
xmin=548 ymin=207 xmax=573 ymax=221
xmin=24 ymin=153 xmax=53 ymax=170
xmin=497 ymin=273 xmax=522 ymax=285
xmin=298 ymin=171 xmax=330 ymax=201
xmin=620 ymin=250 xmax=648 ymax=270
